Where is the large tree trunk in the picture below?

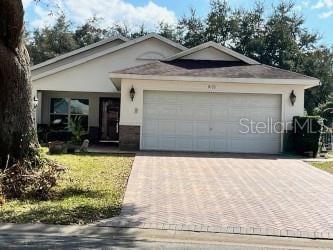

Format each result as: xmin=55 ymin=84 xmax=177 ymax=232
xmin=0 ymin=0 xmax=39 ymax=169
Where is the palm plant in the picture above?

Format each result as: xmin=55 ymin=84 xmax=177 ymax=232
xmin=66 ymin=116 xmax=84 ymax=145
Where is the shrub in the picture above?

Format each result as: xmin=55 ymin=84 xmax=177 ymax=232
xmin=293 ymin=116 xmax=323 ymax=157
xmin=0 ymin=157 xmax=65 ymax=200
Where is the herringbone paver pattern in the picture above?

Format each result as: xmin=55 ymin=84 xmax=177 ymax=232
xmin=101 ymin=152 xmax=333 ymax=239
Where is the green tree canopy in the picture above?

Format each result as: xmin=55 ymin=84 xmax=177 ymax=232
xmin=25 ymin=0 xmax=333 ymax=114
xmin=173 ymin=0 xmax=333 ymax=114
xmin=27 ymin=14 xmax=78 ymax=64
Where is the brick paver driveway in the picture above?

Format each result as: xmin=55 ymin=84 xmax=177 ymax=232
xmin=101 ymin=152 xmax=333 ymax=239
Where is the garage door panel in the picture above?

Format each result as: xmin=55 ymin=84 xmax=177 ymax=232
xmin=194 ymin=138 xmax=210 ymax=151
xmin=195 ymin=122 xmax=210 ymax=136
xmin=176 ymin=137 xmax=194 ymax=150
xmin=178 ymin=106 xmax=194 ymax=120
xmin=211 ymin=108 xmax=229 ymax=120
xmin=211 ymin=139 xmax=228 ymax=151
xmin=159 ymin=137 xmax=176 ymax=150
xmin=176 ymin=122 xmax=193 ymax=136
xmin=227 ymin=109 xmax=251 ymax=122
xmin=142 ymin=120 xmax=158 ymax=135
xmin=210 ymin=122 xmax=228 ymax=136
xmin=193 ymin=94 xmax=212 ymax=105
xmin=143 ymin=105 xmax=160 ymax=119
xmin=142 ymin=91 xmax=281 ymax=154
xmin=158 ymin=120 xmax=176 ymax=135
xmin=142 ymin=136 xmax=158 ymax=149
xmin=194 ymin=107 xmax=210 ymax=120
xmin=159 ymin=105 xmax=178 ymax=119
xmin=143 ymin=92 xmax=160 ymax=104
xmin=211 ymin=95 xmax=229 ymax=105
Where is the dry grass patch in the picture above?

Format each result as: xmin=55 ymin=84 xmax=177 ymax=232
xmin=0 ymin=151 xmax=134 ymax=224
xmin=312 ymin=161 xmax=333 ymax=175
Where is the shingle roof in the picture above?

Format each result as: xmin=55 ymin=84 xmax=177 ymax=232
xmin=113 ymin=59 xmax=318 ymax=81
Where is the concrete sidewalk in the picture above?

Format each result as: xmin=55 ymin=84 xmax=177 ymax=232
xmin=0 ymin=223 xmax=333 ymax=249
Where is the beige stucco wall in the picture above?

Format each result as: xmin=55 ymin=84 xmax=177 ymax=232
xmin=120 ymin=78 xmax=305 ymax=130
xmin=182 ymin=47 xmax=240 ymax=61
xmin=32 ymin=37 xmax=183 ymax=124
xmin=40 ymin=91 xmax=120 ymax=127
xmin=32 ymin=38 xmax=125 ymax=76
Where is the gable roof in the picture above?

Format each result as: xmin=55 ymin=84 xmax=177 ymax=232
xmin=32 ymin=35 xmax=129 ymax=70
xmin=110 ymin=59 xmax=320 ymax=88
xmin=32 ymin=33 xmax=187 ymax=80
xmin=165 ymin=41 xmax=259 ymax=65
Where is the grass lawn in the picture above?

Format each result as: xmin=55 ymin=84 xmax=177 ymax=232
xmin=0 ymin=150 xmax=134 ymax=224
xmin=312 ymin=161 xmax=333 ymax=175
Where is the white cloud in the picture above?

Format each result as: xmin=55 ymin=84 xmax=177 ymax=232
xmin=23 ymin=0 xmax=32 ymax=8
xmin=312 ymin=0 xmax=333 ymax=9
xmin=312 ymin=0 xmax=333 ymax=19
xmin=31 ymin=5 xmax=58 ymax=28
xmin=319 ymin=10 xmax=333 ymax=18
xmin=295 ymin=1 xmax=310 ymax=12
xmin=30 ymin=0 xmax=177 ymax=31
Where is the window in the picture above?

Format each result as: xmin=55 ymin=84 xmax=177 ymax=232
xmin=50 ymin=98 xmax=68 ymax=130
xmin=70 ymin=99 xmax=89 ymax=131
xmin=50 ymin=98 xmax=89 ymax=131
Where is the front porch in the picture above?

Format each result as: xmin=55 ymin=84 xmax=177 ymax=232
xmin=35 ymin=90 xmax=121 ymax=147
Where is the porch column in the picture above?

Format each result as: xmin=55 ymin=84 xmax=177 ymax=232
xmin=36 ymin=90 xmax=43 ymax=125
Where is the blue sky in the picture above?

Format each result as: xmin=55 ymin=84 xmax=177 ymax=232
xmin=23 ymin=0 xmax=333 ymax=45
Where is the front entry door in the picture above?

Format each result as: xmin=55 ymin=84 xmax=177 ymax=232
xmin=99 ymin=98 xmax=120 ymax=141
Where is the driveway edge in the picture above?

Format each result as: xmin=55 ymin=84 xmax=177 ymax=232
xmin=0 ymin=223 xmax=333 ymax=249
xmin=99 ymin=220 xmax=333 ymax=240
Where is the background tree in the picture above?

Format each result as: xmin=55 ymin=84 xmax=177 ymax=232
xmin=24 ymin=0 xmax=333 ymax=115
xmin=74 ymin=17 xmax=110 ymax=47
xmin=27 ymin=14 xmax=78 ymax=64
xmin=0 ymin=0 xmax=39 ymax=169
xmin=158 ymin=22 xmax=178 ymax=42
xmin=205 ymin=0 xmax=231 ymax=45
xmin=300 ymin=48 xmax=333 ymax=113
xmin=130 ymin=24 xmax=149 ymax=39
xmin=228 ymin=3 xmax=265 ymax=60
xmin=177 ymin=8 xmax=206 ymax=48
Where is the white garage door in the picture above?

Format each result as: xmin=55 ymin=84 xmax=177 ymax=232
xmin=142 ymin=91 xmax=281 ymax=154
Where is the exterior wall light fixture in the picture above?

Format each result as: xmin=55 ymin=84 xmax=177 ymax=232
xmin=130 ymin=86 xmax=135 ymax=101
xmin=290 ymin=90 xmax=296 ymax=106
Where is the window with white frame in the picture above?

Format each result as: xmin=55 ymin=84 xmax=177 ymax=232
xmin=50 ymin=98 xmax=89 ymax=131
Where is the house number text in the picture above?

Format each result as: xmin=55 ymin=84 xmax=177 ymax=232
xmin=208 ymin=84 xmax=216 ymax=90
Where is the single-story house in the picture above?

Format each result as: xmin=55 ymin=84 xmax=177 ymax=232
xmin=32 ymin=33 xmax=319 ymax=154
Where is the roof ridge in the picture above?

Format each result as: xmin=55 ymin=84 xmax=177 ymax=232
xmin=32 ymin=33 xmax=187 ymax=76
xmin=32 ymin=35 xmax=129 ymax=70
xmin=164 ymin=41 xmax=259 ymax=65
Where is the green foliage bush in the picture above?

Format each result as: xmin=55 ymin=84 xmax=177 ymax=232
xmin=293 ymin=116 xmax=323 ymax=157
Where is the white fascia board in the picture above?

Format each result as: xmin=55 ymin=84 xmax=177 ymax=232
xmin=109 ymin=73 xmax=320 ymax=87
xmin=32 ymin=33 xmax=187 ymax=80
xmin=165 ymin=41 xmax=259 ymax=65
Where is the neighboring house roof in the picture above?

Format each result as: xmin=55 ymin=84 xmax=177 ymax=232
xmin=32 ymin=35 xmax=129 ymax=70
xmin=110 ymin=59 xmax=320 ymax=87
xmin=165 ymin=41 xmax=260 ymax=65
xmin=32 ymin=33 xmax=187 ymax=80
